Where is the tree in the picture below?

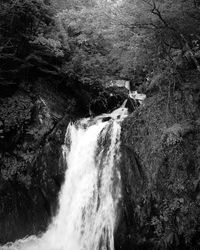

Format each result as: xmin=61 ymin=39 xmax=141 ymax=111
xmin=56 ymin=1 xmax=115 ymax=84
xmin=104 ymin=0 xmax=200 ymax=83
xmin=0 ymin=0 xmax=65 ymax=91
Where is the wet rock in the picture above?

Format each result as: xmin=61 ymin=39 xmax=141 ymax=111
xmin=102 ymin=117 xmax=111 ymax=122
xmin=89 ymin=86 xmax=128 ymax=116
xmin=115 ymin=144 xmax=147 ymax=250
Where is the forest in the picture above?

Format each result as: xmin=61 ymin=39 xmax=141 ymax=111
xmin=0 ymin=0 xmax=200 ymax=249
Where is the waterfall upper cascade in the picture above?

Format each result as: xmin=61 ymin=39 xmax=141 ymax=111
xmin=1 ymin=106 xmax=128 ymax=250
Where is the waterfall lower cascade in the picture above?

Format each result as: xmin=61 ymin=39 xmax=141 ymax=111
xmin=1 ymin=107 xmax=128 ymax=250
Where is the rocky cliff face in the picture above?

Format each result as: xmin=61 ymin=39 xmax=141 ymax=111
xmin=0 ymin=86 xmax=69 ymax=243
xmin=118 ymin=89 xmax=200 ymax=249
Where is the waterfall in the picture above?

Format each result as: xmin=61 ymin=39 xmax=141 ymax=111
xmin=1 ymin=110 xmax=127 ymax=250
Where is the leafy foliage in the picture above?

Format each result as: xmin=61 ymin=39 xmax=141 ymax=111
xmin=0 ymin=0 xmax=64 ymax=92
xmin=0 ymin=0 xmax=54 ymax=41
xmin=1 ymin=154 xmax=32 ymax=188
xmin=56 ymin=4 xmax=114 ymax=84
xmin=0 ymin=95 xmax=33 ymax=132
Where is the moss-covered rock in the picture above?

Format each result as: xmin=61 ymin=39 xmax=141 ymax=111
xmin=119 ymin=89 xmax=200 ymax=249
xmin=0 ymin=87 xmax=70 ymax=243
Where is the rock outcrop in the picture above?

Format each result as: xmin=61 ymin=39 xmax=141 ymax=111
xmin=117 ymin=90 xmax=200 ymax=249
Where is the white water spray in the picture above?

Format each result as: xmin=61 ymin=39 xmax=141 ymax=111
xmin=1 ymin=108 xmax=127 ymax=250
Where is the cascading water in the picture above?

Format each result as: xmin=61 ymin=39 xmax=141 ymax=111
xmin=1 ymin=106 xmax=128 ymax=250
